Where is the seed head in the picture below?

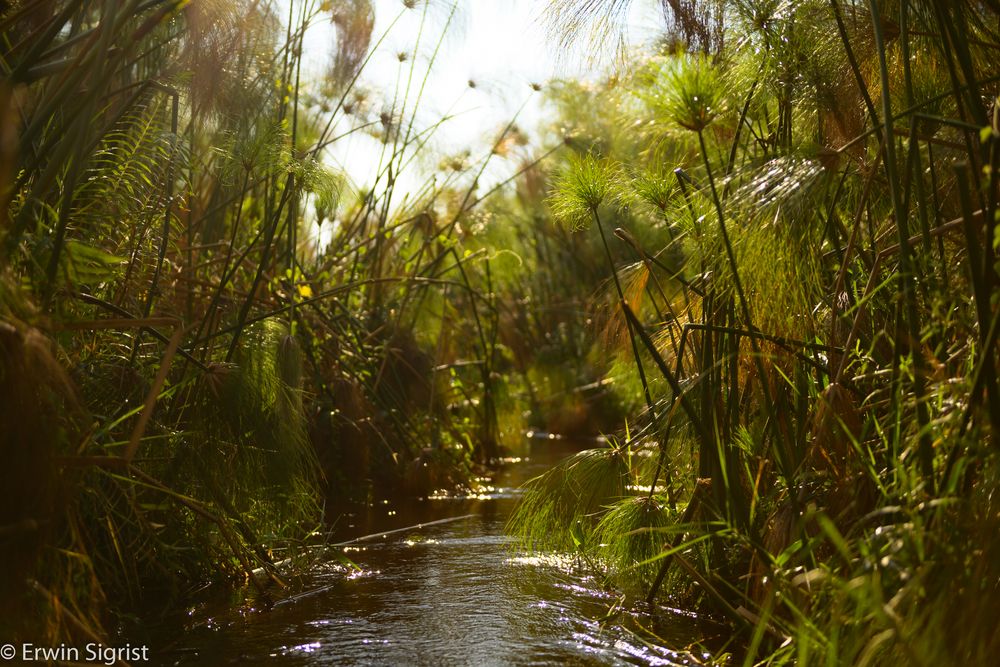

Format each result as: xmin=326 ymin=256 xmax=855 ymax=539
xmin=547 ymin=153 xmax=625 ymax=229
xmin=653 ymin=56 xmax=726 ymax=133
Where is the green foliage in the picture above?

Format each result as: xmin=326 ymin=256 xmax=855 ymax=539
xmin=4 ymin=0 xmax=1000 ymax=661
xmin=593 ymin=495 xmax=675 ymax=589
xmin=507 ymin=445 xmax=629 ymax=552
xmin=0 ymin=0 xmax=508 ymax=646
xmin=547 ymin=152 xmax=624 ymax=228
xmin=211 ymin=320 xmax=316 ymax=497
xmin=59 ymin=241 xmax=126 ymax=288
xmin=510 ymin=0 xmax=1000 ymax=662
xmin=644 ymin=55 xmax=727 ymax=133
xmin=629 ymin=166 xmax=676 ymax=215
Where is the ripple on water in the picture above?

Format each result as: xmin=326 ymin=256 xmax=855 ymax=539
xmin=153 ymin=446 xmax=712 ymax=666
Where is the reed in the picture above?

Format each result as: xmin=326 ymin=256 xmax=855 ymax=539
xmin=0 ymin=0 xmax=515 ymax=644
xmin=507 ymin=0 xmax=1000 ymax=662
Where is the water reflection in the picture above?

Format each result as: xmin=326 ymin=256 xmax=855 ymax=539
xmin=155 ymin=441 xmax=712 ymax=666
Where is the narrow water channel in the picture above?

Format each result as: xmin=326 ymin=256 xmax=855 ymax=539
xmin=158 ymin=440 xmax=713 ymax=666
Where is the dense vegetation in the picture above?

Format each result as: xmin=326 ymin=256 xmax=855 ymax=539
xmin=1 ymin=0 xmax=998 ymax=664
xmin=507 ymin=1 xmax=1000 ymax=664
xmin=0 ymin=0 xmax=528 ymax=645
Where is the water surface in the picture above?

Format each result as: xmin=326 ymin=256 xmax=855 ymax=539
xmin=158 ymin=440 xmax=713 ymax=665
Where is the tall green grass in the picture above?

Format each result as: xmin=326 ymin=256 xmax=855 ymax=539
xmin=507 ymin=0 xmax=1000 ymax=662
xmin=0 ymin=0 xmax=520 ymax=644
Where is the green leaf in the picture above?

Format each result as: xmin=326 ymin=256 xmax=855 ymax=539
xmin=62 ymin=240 xmax=125 ymax=286
xmin=570 ymin=519 xmax=586 ymax=550
xmin=333 ymin=549 xmax=362 ymax=571
xmin=815 ymin=512 xmax=852 ymax=563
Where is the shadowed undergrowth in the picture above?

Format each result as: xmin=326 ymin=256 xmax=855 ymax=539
xmin=506 ymin=0 xmax=1000 ymax=663
xmin=1 ymin=0 xmax=998 ymax=663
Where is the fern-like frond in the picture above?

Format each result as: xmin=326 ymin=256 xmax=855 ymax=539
xmin=507 ymin=445 xmax=630 ymax=552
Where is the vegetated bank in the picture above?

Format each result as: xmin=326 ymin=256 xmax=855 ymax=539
xmin=3 ymin=0 xmax=1000 ymax=663
xmin=507 ymin=1 xmax=1000 ymax=664
xmin=0 ymin=0 xmax=575 ymax=645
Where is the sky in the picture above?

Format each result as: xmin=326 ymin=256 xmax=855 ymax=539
xmin=291 ymin=0 xmax=664 ymax=237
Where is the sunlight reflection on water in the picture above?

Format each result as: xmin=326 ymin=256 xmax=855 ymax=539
xmin=156 ymin=442 xmax=712 ymax=666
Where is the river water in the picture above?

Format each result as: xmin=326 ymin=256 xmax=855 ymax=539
xmin=156 ymin=440 xmax=715 ymax=666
